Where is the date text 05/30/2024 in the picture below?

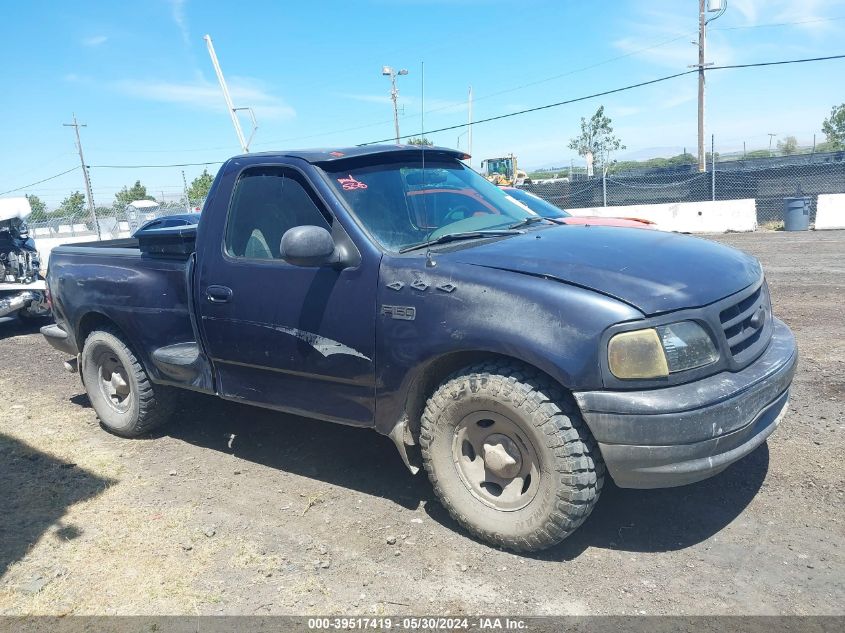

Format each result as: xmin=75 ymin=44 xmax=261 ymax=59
xmin=307 ymin=617 xmax=527 ymax=630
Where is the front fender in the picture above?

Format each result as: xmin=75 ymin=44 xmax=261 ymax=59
xmin=373 ymin=256 xmax=641 ymax=434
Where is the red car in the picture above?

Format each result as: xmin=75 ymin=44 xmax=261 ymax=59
xmin=501 ymin=186 xmax=655 ymax=229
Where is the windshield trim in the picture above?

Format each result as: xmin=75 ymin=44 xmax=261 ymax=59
xmin=397 ymin=229 xmax=526 ymax=254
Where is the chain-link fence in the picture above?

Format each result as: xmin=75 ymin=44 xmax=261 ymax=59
xmin=27 ymin=200 xmax=205 ymax=240
xmin=521 ymin=150 xmax=845 ymax=225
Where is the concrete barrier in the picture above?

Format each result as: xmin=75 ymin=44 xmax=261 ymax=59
xmin=566 ymin=199 xmax=758 ymax=233
xmin=36 ymin=232 xmax=130 ymax=268
xmin=815 ymin=194 xmax=845 ymax=230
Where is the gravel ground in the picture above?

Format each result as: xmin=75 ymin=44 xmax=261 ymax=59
xmin=0 ymin=230 xmax=842 ymax=616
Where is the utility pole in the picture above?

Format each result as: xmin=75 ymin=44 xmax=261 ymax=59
xmin=382 ymin=66 xmax=408 ymax=144
xmin=182 ymin=170 xmax=190 ymax=211
xmin=768 ymin=133 xmax=777 ymax=156
xmin=204 ymin=34 xmax=257 ymax=153
xmin=696 ymin=0 xmax=707 ymax=172
xmin=693 ymin=0 xmax=725 ymax=172
xmin=63 ymin=113 xmax=101 ymax=240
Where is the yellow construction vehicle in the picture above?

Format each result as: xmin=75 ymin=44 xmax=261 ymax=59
xmin=480 ymin=154 xmax=531 ymax=186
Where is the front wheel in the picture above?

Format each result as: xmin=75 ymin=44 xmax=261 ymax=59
xmin=81 ymin=328 xmax=174 ymax=437
xmin=419 ymin=361 xmax=604 ymax=552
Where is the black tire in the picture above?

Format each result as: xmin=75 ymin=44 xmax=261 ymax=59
xmin=419 ymin=360 xmax=604 ymax=552
xmin=81 ymin=328 xmax=174 ymax=437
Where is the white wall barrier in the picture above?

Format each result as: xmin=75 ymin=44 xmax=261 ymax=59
xmin=36 ymin=232 xmax=131 ymax=268
xmin=814 ymin=194 xmax=845 ymax=230
xmin=566 ymin=199 xmax=758 ymax=233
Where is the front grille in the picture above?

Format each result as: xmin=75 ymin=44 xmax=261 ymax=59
xmin=719 ymin=281 xmax=771 ymax=364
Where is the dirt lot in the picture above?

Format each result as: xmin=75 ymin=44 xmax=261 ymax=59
xmin=0 ymin=230 xmax=843 ymax=616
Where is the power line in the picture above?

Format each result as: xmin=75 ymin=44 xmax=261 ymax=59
xmin=358 ymin=53 xmax=845 ymax=146
xmin=359 ymin=70 xmax=698 ymax=146
xmin=249 ymin=33 xmax=697 ymax=148
xmin=415 ymin=33 xmax=696 ymax=115
xmin=708 ymin=54 xmax=845 ymax=70
xmin=0 ymin=166 xmax=79 ymax=196
xmin=6 ymin=54 xmax=844 ymax=181
xmin=711 ymin=15 xmax=845 ymax=31
xmin=61 ymin=32 xmax=704 ymax=155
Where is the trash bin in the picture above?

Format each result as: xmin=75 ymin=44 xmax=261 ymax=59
xmin=783 ymin=196 xmax=810 ymax=231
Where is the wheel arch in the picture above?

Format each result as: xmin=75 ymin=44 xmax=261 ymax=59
xmin=76 ymin=311 xmax=121 ymax=350
xmin=398 ymin=349 xmax=578 ymax=441
xmin=75 ymin=312 xmax=151 ymax=378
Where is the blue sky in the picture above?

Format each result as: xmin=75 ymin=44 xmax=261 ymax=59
xmin=2 ymin=0 xmax=844 ymax=208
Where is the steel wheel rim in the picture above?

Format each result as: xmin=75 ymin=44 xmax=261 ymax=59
xmin=95 ymin=349 xmax=132 ymax=413
xmin=451 ymin=410 xmax=541 ymax=511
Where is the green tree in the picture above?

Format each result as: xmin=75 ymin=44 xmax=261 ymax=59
xmin=59 ymin=191 xmax=86 ymax=217
xmin=667 ymin=152 xmax=697 ymax=166
xmin=822 ymin=104 xmax=845 ymax=150
xmin=114 ymin=180 xmax=155 ymax=208
xmin=777 ymin=135 xmax=798 ymax=155
xmin=406 ymin=137 xmax=433 ymax=146
xmin=610 ymin=151 xmax=698 ymax=173
xmin=568 ymin=106 xmax=625 ymax=176
xmin=25 ymin=194 xmax=47 ymax=220
xmin=746 ymin=149 xmax=772 ymax=159
xmin=187 ymin=169 xmax=215 ymax=202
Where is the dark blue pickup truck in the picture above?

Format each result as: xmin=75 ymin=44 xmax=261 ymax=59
xmin=42 ymin=145 xmax=796 ymax=551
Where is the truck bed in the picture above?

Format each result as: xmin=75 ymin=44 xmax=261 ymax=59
xmin=56 ymin=224 xmax=197 ymax=259
xmin=48 ymin=228 xmax=202 ymax=389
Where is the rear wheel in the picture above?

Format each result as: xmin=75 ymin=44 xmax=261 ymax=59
xmin=419 ymin=360 xmax=604 ymax=552
xmin=81 ymin=329 xmax=174 ymax=437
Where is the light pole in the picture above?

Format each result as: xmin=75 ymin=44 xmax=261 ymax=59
xmin=382 ymin=65 xmax=408 ymax=144
xmin=768 ymin=133 xmax=777 ymax=156
xmin=205 ymin=34 xmax=258 ymax=153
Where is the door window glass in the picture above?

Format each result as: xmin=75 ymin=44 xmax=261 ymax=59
xmin=225 ymin=168 xmax=331 ymax=259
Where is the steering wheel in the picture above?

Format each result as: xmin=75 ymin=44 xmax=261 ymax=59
xmin=444 ymin=206 xmax=472 ymax=224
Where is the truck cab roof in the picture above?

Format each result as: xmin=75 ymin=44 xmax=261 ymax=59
xmin=231 ymin=145 xmax=470 ymax=166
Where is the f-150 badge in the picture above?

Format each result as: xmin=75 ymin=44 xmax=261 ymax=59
xmin=381 ymin=305 xmax=416 ymax=321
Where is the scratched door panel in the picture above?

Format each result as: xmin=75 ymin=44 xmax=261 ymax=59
xmin=197 ymin=165 xmax=377 ymax=426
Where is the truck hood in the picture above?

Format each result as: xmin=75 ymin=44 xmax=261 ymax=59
xmin=451 ymin=225 xmax=762 ymax=315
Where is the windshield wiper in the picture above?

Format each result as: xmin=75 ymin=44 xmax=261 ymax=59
xmin=506 ymin=216 xmax=550 ymax=230
xmin=399 ymin=230 xmax=523 ymax=253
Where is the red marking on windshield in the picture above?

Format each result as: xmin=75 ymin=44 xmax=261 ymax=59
xmin=337 ymin=175 xmax=368 ymax=191
xmin=329 ymin=151 xmax=345 ymax=157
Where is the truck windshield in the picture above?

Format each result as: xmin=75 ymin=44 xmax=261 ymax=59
xmin=324 ymin=159 xmax=537 ymax=252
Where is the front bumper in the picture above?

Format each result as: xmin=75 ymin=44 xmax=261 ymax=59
xmin=574 ymin=318 xmax=797 ymax=489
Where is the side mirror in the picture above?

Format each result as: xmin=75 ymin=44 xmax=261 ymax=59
xmin=279 ymin=225 xmax=339 ymax=268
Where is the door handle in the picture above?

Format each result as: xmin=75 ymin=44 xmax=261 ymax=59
xmin=206 ymin=285 xmax=233 ymax=303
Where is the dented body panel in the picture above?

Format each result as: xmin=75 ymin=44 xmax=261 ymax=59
xmin=372 ymin=255 xmax=640 ymax=435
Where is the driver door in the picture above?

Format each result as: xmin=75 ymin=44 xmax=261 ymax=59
xmin=197 ymin=165 xmax=377 ymax=426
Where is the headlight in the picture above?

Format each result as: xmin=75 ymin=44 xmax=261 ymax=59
xmin=608 ymin=321 xmax=718 ymax=380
